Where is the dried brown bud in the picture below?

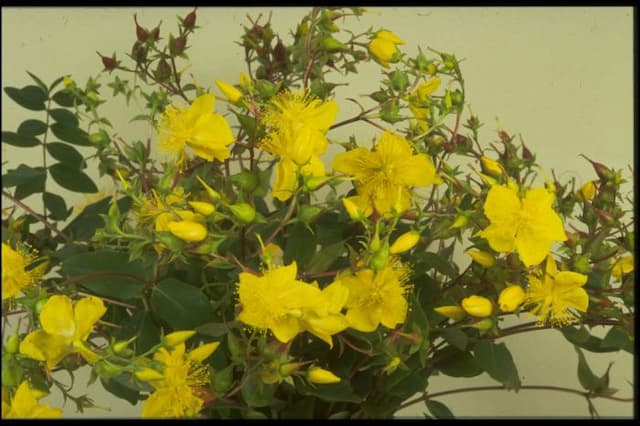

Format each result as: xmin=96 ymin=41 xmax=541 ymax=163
xmin=154 ymin=58 xmax=172 ymax=81
xmin=131 ymin=41 xmax=147 ymax=63
xmin=594 ymin=208 xmax=615 ymax=225
xmin=150 ymin=24 xmax=160 ymax=42
xmin=169 ymin=34 xmax=187 ymax=56
xmin=442 ymin=141 xmax=454 ymax=153
xmin=97 ymin=51 xmax=118 ymax=71
xmin=183 ymin=9 xmax=197 ymax=29
xmin=273 ymin=38 xmax=287 ymax=64
xmin=521 ymin=143 xmax=533 ymax=160
xmin=134 ymin=14 xmax=148 ymax=42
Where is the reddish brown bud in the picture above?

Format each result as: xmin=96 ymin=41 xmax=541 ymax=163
xmin=521 ymin=143 xmax=533 ymax=160
xmin=134 ymin=14 xmax=148 ymax=42
xmin=594 ymin=208 xmax=615 ymax=225
xmin=150 ymin=24 xmax=160 ymax=42
xmin=273 ymin=38 xmax=287 ymax=64
xmin=154 ymin=58 xmax=172 ymax=81
xmin=443 ymin=141 xmax=454 ymax=153
xmin=581 ymin=155 xmax=612 ymax=181
xmin=454 ymin=134 xmax=467 ymax=145
xmin=97 ymin=51 xmax=118 ymax=71
xmin=131 ymin=41 xmax=147 ymax=63
xmin=183 ymin=9 xmax=197 ymax=29
xmin=169 ymin=34 xmax=187 ymax=56
xmin=498 ymin=130 xmax=510 ymax=141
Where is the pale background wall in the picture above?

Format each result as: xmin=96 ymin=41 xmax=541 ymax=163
xmin=1 ymin=7 xmax=633 ymax=418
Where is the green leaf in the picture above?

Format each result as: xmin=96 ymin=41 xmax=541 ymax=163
xmin=4 ymin=85 xmax=47 ymax=110
xmin=48 ymin=76 xmax=66 ymax=93
xmin=472 ymin=340 xmax=521 ymax=390
xmin=50 ymin=122 xmax=91 ymax=146
xmin=600 ymin=327 xmax=633 ymax=353
xmin=575 ymin=346 xmax=600 ymax=391
xmin=150 ymin=278 xmax=215 ymax=329
xmin=63 ymin=196 xmax=131 ymax=241
xmin=114 ymin=311 xmax=160 ymax=355
xmin=51 ymin=89 xmax=75 ymax=107
xmin=26 ymin=71 xmax=49 ymax=94
xmin=307 ymin=241 xmax=345 ymax=274
xmin=49 ymin=108 xmax=79 ymax=127
xmin=60 ymin=249 xmax=149 ymax=300
xmin=2 ymin=131 xmax=40 ymax=147
xmin=2 ymin=164 xmax=46 ymax=188
xmin=240 ymin=375 xmax=276 ymax=408
xmin=283 ymin=222 xmax=316 ymax=266
xmin=17 ymin=119 xmax=48 ymax=136
xmin=46 ymin=142 xmax=85 ymax=168
xmin=14 ymin=176 xmax=46 ymax=200
xmin=435 ymin=348 xmax=483 ymax=378
xmin=196 ymin=322 xmax=229 ymax=338
xmin=559 ymin=326 xmax=618 ymax=353
xmin=294 ymin=376 xmax=362 ymax=403
xmin=49 ymin=163 xmax=97 ymax=193
xmin=420 ymin=252 xmax=459 ymax=278
xmin=100 ymin=376 xmax=140 ymax=406
xmin=43 ymin=192 xmax=70 ymax=221
xmin=441 ymin=328 xmax=468 ymax=351
xmin=425 ymin=399 xmax=455 ymax=419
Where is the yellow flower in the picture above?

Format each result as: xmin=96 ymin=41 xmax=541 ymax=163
xmin=20 ymin=295 xmax=106 ymax=369
xmin=389 ymin=230 xmax=421 ymax=254
xmin=461 ymin=295 xmax=493 ymax=318
xmin=332 ymin=131 xmax=441 ymax=216
xmin=498 ymin=285 xmax=526 ymax=312
xmin=158 ymin=93 xmax=235 ymax=164
xmin=260 ymin=90 xmax=337 ymax=201
xmin=167 ymin=220 xmax=208 ymax=242
xmin=262 ymin=90 xmax=338 ymax=135
xmin=415 ymin=77 xmax=441 ymax=101
xmin=307 ymin=367 xmax=341 ymax=384
xmin=466 ymin=249 xmax=495 ymax=267
xmin=236 ymin=263 xmax=349 ymax=346
xmin=2 ymin=243 xmax=45 ymax=300
xmin=368 ymin=29 xmax=404 ymax=68
xmin=342 ymin=196 xmax=372 ymax=221
xmin=339 ymin=259 xmax=411 ymax=332
xmin=1 ymin=381 xmax=62 ymax=419
xmin=611 ymin=255 xmax=633 ymax=279
xmin=478 ymin=184 xmax=567 ymax=267
xmin=524 ymin=255 xmax=589 ymax=325
xmin=577 ymin=180 xmax=597 ymax=201
xmin=433 ymin=305 xmax=466 ymax=321
xmin=140 ymin=341 xmax=219 ymax=418
xmin=215 ymin=79 xmax=243 ymax=104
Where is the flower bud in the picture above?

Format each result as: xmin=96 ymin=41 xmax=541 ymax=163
xmin=154 ymin=58 xmax=172 ymax=82
xmin=195 ymin=175 xmax=222 ymax=201
xmin=279 ymin=362 xmax=304 ymax=377
xmin=63 ymin=76 xmax=75 ymax=89
xmin=5 ymin=333 xmax=20 ymax=354
xmin=466 ymin=249 xmax=495 ymax=267
xmin=239 ymin=72 xmax=252 ymax=90
xmin=594 ymin=208 xmax=615 ymax=226
xmin=480 ymin=156 xmax=505 ymax=177
xmin=188 ymin=201 xmax=215 ymax=216
xmin=168 ymin=220 xmax=207 ymax=242
xmin=169 ymin=34 xmax=187 ymax=56
xmin=303 ymin=176 xmax=329 ymax=191
xmin=229 ymin=203 xmax=256 ymax=224
xmin=368 ymin=29 xmax=404 ymax=68
xmin=461 ymin=295 xmax=493 ymax=318
xmin=389 ymin=230 xmax=420 ymax=254
xmin=215 ymin=80 xmax=243 ymax=104
xmin=135 ymin=368 xmax=164 ymax=382
xmin=342 ymin=197 xmax=366 ymax=221
xmin=469 ymin=317 xmax=494 ymax=332
xmin=133 ymin=14 xmax=148 ymax=42
xmin=390 ymin=70 xmax=409 ymax=92
xmin=321 ymin=36 xmax=348 ymax=52
xmin=150 ymin=25 xmax=160 ymax=42
xmin=230 ymin=171 xmax=258 ymax=192
xmin=307 ymin=367 xmax=341 ymax=384
xmin=163 ymin=330 xmax=196 ymax=347
xmin=416 ymin=77 xmax=441 ymax=101
xmin=449 ymin=215 xmax=468 ymax=229
xmin=97 ymin=51 xmax=118 ymax=71
xmin=522 ymin=143 xmax=533 ymax=160
xmin=577 ymin=180 xmax=597 ymax=201
xmin=434 ymin=305 xmax=465 ymax=321
xmin=112 ymin=337 xmax=136 ymax=355
xmin=369 ymin=242 xmax=389 ymax=271
xmin=131 ymin=41 xmax=147 ymax=63
xmin=383 ymin=357 xmax=401 ymax=375
xmin=498 ymin=285 xmax=525 ymax=312
xmin=183 ymin=9 xmax=197 ymax=29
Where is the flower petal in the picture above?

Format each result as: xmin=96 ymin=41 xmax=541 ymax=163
xmin=345 ymin=307 xmax=378 ymax=332
xmin=331 ymin=148 xmax=376 ymax=180
xmin=483 ymin=184 xmax=521 ymax=224
xmin=272 ymin=158 xmax=298 ymax=201
xmin=188 ymin=342 xmax=220 ymax=363
xmin=19 ymin=330 xmax=71 ymax=369
xmin=516 ymin=225 xmax=554 ymax=267
xmin=270 ymin=316 xmax=302 ymax=343
xmin=74 ymin=296 xmax=106 ymax=342
xmin=40 ymin=295 xmax=75 ymax=338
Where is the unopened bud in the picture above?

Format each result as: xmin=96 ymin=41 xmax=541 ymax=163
xmin=389 ymin=230 xmax=420 ymax=254
xmin=97 ymin=51 xmax=118 ymax=71
xmin=169 ymin=34 xmax=187 ymax=56
xmin=188 ymin=201 xmax=215 ymax=216
xmin=461 ymin=295 xmax=493 ymax=318
xmin=522 ymin=143 xmax=533 ymax=160
xmin=229 ymin=203 xmax=256 ymax=224
xmin=183 ymin=9 xmax=197 ymax=29
xmin=497 ymin=285 xmax=525 ymax=312
xmin=369 ymin=242 xmax=390 ymax=271
xmin=577 ymin=180 xmax=597 ymax=201
xmin=594 ymin=208 xmax=615 ymax=225
xmin=163 ymin=330 xmax=196 ymax=347
xmin=215 ymin=80 xmax=243 ymax=104
xmin=135 ymin=368 xmax=164 ymax=382
xmin=469 ymin=317 xmax=494 ymax=332
xmin=466 ymin=249 xmax=495 ymax=267
xmin=134 ymin=14 xmax=148 ymax=42
xmin=195 ymin=176 xmax=222 ymax=201
xmin=5 ymin=333 xmax=20 ymax=354
xmin=131 ymin=41 xmax=147 ymax=63
xmin=480 ymin=156 xmax=505 ymax=177
xmin=154 ymin=59 xmax=172 ymax=82
xmin=383 ymin=357 xmax=401 ymax=375
xmin=168 ymin=221 xmax=207 ymax=242
xmin=307 ymin=367 xmax=341 ymax=384
xmin=434 ymin=305 xmax=465 ymax=321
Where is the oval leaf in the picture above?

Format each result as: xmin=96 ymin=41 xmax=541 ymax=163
xmin=4 ymin=85 xmax=47 ymax=110
xmin=43 ymin=191 xmax=70 ymax=221
xmin=426 ymin=400 xmax=455 ymax=419
xmin=2 ymin=164 xmax=46 ymax=188
xmin=46 ymin=142 xmax=85 ymax=168
xmin=49 ymin=162 xmax=97 ymax=193
xmin=17 ymin=119 xmax=48 ymax=136
xmin=150 ymin=278 xmax=215 ymax=329
xmin=472 ymin=340 xmax=521 ymax=390
xmin=2 ymin=131 xmax=40 ymax=147
xmin=50 ymin=122 xmax=91 ymax=146
xmin=49 ymin=108 xmax=79 ymax=127
xmin=51 ymin=89 xmax=75 ymax=107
